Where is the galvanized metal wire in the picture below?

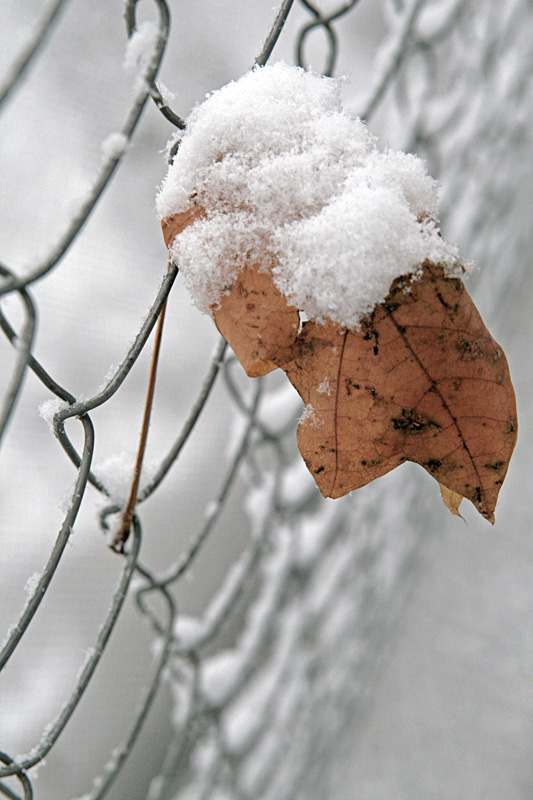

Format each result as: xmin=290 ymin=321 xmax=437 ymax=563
xmin=296 ymin=0 xmax=362 ymax=76
xmin=1 ymin=1 xmax=532 ymax=798
xmin=0 ymin=0 xmax=70 ymax=109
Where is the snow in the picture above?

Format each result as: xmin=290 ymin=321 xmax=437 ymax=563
xmin=204 ymin=500 xmax=220 ymax=520
xmin=255 ymin=381 xmax=302 ymax=435
xmin=317 ymin=377 xmax=331 ymax=395
xmin=38 ymin=397 xmax=70 ymax=431
xmin=92 ymin=451 xmax=157 ymax=505
xmin=100 ymin=132 xmax=129 ymax=161
xmin=277 ymin=457 xmax=316 ymax=508
xmin=299 ymin=403 xmax=323 ymax=428
xmin=76 ymin=647 xmax=96 ymax=683
xmin=157 ymin=62 xmax=465 ymax=329
xmin=199 ymin=526 xmax=293 ymax=707
xmin=293 ymin=501 xmax=343 ymax=567
xmin=24 ymin=571 xmax=42 ymax=600
xmin=123 ymin=21 xmax=159 ymax=83
xmin=200 ymin=650 xmax=242 ymax=706
xmin=174 ymin=614 xmax=207 ymax=648
xmin=59 ymin=482 xmax=76 ymax=514
xmin=157 ymin=81 xmax=176 ymax=106
xmin=243 ymin=472 xmax=277 ymax=539
xmin=221 ymin=606 xmax=300 ymax=754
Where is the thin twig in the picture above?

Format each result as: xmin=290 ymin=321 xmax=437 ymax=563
xmin=111 ymin=288 xmax=169 ymax=552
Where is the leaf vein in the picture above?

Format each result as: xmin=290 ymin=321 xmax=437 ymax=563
xmin=385 ymin=308 xmax=486 ymax=499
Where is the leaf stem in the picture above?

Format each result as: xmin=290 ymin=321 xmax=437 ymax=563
xmin=111 ymin=270 xmax=169 ymax=552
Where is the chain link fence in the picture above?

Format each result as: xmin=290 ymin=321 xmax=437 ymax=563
xmin=1 ymin=1 xmax=532 ymax=798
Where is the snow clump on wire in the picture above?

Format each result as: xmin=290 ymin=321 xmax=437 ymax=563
xmin=156 ymin=62 xmax=464 ymax=329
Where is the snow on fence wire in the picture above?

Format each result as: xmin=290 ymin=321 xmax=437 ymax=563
xmin=1 ymin=0 xmax=532 ymax=798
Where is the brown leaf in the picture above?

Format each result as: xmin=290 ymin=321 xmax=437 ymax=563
xmin=161 ymin=204 xmax=516 ymax=521
xmin=280 ymin=263 xmax=517 ymax=521
xmin=161 ymin=205 xmax=205 ymax=250
xmin=212 ymin=265 xmax=300 ymax=377
xmin=162 ymin=205 xmax=300 ymax=377
xmin=440 ymin=484 xmax=464 ymax=519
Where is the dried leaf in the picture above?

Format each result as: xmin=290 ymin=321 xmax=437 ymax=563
xmin=162 ymin=204 xmax=517 ymax=522
xmin=440 ymin=484 xmax=464 ymax=518
xmin=211 ymin=265 xmax=300 ymax=377
xmin=162 ymin=206 xmax=300 ymax=377
xmin=161 ymin=205 xmax=204 ymax=250
xmin=280 ymin=263 xmax=517 ymax=521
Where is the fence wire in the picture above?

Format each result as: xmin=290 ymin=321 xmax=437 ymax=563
xmin=1 ymin=1 xmax=532 ymax=798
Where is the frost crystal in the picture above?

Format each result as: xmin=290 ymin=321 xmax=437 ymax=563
xmin=299 ymin=403 xmax=323 ymax=428
xmin=317 ymin=377 xmax=331 ymax=395
xmin=157 ymin=62 xmax=465 ymax=328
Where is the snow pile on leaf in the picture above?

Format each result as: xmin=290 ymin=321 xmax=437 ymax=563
xmin=156 ymin=62 xmax=464 ymax=328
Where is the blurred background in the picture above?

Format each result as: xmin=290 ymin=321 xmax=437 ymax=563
xmin=0 ymin=1 xmax=532 ymax=798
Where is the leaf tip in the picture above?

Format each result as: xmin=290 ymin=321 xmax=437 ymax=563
xmin=439 ymin=483 xmax=465 ymax=521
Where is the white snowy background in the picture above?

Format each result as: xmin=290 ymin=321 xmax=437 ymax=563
xmin=0 ymin=1 xmax=532 ymax=799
